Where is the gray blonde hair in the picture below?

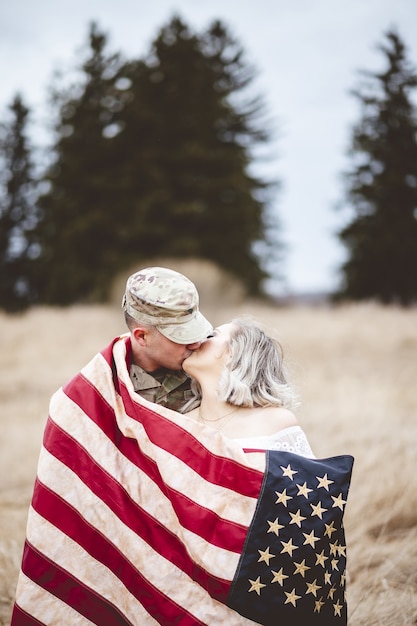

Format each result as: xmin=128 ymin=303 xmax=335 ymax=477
xmin=217 ymin=317 xmax=299 ymax=409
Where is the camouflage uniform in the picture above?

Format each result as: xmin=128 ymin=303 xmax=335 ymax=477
xmin=130 ymin=363 xmax=199 ymax=413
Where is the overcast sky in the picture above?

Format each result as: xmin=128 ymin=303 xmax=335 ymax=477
xmin=1 ymin=0 xmax=416 ymax=295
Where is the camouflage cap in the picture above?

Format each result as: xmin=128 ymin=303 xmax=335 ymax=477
xmin=121 ymin=267 xmax=212 ymax=344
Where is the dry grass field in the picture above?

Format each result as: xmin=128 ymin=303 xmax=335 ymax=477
xmin=1 ymin=280 xmax=416 ymax=624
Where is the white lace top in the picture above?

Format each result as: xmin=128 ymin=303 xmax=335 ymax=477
xmin=233 ymin=425 xmax=315 ymax=458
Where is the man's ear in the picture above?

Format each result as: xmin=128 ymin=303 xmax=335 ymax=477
xmin=131 ymin=326 xmax=148 ymax=346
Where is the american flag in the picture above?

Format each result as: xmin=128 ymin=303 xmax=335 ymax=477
xmin=227 ymin=450 xmax=352 ymax=624
xmin=12 ymin=335 xmax=353 ymax=625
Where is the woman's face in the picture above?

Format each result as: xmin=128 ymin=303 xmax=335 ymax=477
xmin=182 ymin=323 xmax=235 ymax=378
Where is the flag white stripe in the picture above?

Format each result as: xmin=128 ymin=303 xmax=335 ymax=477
xmin=26 ymin=508 xmax=160 ymax=624
xmin=37 ymin=447 xmax=242 ymax=581
xmin=15 ymin=571 xmax=95 ymax=625
xmin=26 ymin=505 xmax=256 ymax=625
xmin=49 ymin=388 xmax=259 ymax=531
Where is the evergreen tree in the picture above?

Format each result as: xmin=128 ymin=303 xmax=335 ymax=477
xmin=34 ymin=22 xmax=130 ymax=304
xmin=34 ymin=17 xmax=280 ymax=303
xmin=337 ymin=29 xmax=417 ymax=304
xmin=114 ymin=16 xmax=276 ymax=294
xmin=0 ymin=94 xmax=38 ymax=311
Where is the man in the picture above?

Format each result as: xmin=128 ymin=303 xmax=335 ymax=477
xmin=122 ymin=266 xmax=213 ymax=412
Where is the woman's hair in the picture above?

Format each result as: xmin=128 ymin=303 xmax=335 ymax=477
xmin=217 ymin=317 xmax=299 ymax=409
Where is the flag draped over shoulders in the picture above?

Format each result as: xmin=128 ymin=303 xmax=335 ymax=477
xmin=12 ymin=335 xmax=353 ymax=626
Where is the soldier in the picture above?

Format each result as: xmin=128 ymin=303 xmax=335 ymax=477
xmin=121 ymin=266 xmax=213 ymax=412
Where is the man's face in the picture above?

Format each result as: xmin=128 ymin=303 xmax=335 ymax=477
xmin=137 ymin=327 xmax=202 ymax=372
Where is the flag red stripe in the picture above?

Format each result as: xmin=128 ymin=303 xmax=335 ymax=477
xmin=64 ymin=366 xmax=263 ymax=499
xmin=41 ymin=425 xmax=233 ymax=597
xmin=119 ymin=376 xmax=264 ymax=496
xmin=44 ymin=416 xmax=248 ymax=554
xmin=21 ymin=537 xmax=208 ymax=626
xmin=11 ymin=605 xmax=43 ymax=625
xmin=21 ymin=542 xmax=135 ymax=625
xmin=33 ymin=476 xmax=231 ymax=600
xmin=101 ymin=339 xmax=263 ymax=495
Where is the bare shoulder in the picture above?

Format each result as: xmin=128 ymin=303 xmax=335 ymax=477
xmin=227 ymin=405 xmax=299 ymax=439
xmin=261 ymin=406 xmax=299 ymax=431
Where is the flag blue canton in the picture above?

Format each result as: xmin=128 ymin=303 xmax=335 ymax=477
xmin=227 ymin=450 xmax=354 ymax=625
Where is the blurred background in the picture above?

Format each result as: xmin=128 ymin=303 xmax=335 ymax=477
xmin=1 ymin=0 xmax=417 ymax=308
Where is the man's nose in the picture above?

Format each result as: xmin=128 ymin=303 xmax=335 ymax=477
xmin=187 ymin=341 xmax=202 ymax=350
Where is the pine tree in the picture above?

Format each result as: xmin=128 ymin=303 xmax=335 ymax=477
xmin=34 ymin=17 xmax=280 ymax=303
xmin=34 ymin=22 xmax=129 ymax=304
xmin=114 ymin=16 xmax=277 ymax=295
xmin=337 ymin=29 xmax=417 ymax=304
xmin=0 ymin=94 xmax=38 ymax=311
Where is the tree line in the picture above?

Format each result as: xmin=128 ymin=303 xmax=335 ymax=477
xmin=0 ymin=17 xmax=417 ymax=311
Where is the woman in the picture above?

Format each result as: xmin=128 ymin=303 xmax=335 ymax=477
xmin=183 ymin=317 xmax=314 ymax=457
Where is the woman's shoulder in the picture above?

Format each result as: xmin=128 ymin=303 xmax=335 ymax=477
xmin=261 ymin=405 xmax=299 ymax=431
xmin=224 ymin=404 xmax=298 ymax=440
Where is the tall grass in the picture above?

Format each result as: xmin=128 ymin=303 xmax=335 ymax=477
xmin=1 ymin=295 xmax=416 ymax=624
